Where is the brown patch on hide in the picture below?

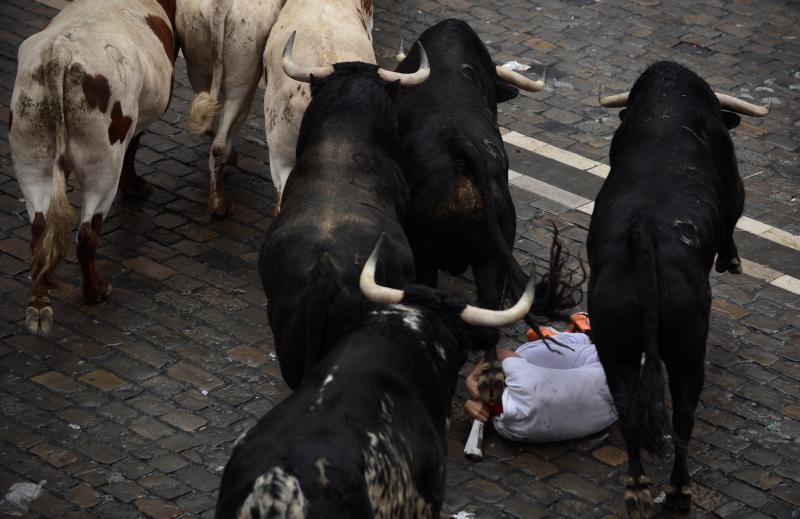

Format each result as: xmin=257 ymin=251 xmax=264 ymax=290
xmin=82 ymin=74 xmax=111 ymax=113
xmin=436 ymin=170 xmax=485 ymax=218
xmin=362 ymin=0 xmax=373 ymax=16
xmin=108 ymin=102 xmax=133 ymax=145
xmin=145 ymin=14 xmax=175 ymax=65
xmin=153 ymin=0 xmax=176 ymax=27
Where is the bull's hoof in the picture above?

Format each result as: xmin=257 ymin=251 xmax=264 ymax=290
xmin=663 ymin=486 xmax=692 ymax=514
xmin=83 ymin=279 xmax=113 ymax=304
xmin=26 ymin=305 xmax=54 ymax=335
xmin=623 ymin=476 xmax=653 ymax=519
xmin=208 ymin=191 xmax=235 ymax=217
xmin=715 ymin=256 xmax=742 ymax=275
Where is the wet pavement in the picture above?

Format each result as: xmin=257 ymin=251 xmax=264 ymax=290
xmin=0 ymin=0 xmax=799 ymax=517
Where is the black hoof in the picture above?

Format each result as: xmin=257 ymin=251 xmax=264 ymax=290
xmin=715 ymin=256 xmax=742 ymax=275
xmin=663 ymin=487 xmax=692 ymax=513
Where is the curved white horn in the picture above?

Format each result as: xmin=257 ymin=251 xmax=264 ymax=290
xmin=282 ymin=31 xmax=335 ymax=83
xmin=715 ymin=93 xmax=769 ymax=117
xmin=599 ymin=90 xmax=629 ymax=108
xmin=378 ymin=42 xmax=430 ymax=87
xmin=360 ymin=234 xmax=404 ymax=304
xmin=460 ymin=267 xmax=536 ymax=327
xmin=395 ymin=37 xmax=406 ymax=64
xmin=495 ymin=65 xmax=545 ymax=92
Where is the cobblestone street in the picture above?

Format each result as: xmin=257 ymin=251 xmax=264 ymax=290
xmin=1 ymin=0 xmax=799 ymax=517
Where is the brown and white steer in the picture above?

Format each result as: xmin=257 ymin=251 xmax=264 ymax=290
xmin=178 ymin=0 xmax=285 ymax=216
xmin=262 ymin=0 xmax=375 ymax=212
xmin=10 ymin=0 xmax=177 ymax=334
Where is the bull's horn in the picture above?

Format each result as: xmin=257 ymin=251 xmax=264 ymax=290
xmin=378 ymin=42 xmax=430 ymax=87
xmin=282 ymin=31 xmax=335 ymax=83
xmin=395 ymin=37 xmax=406 ymax=63
xmin=360 ymin=234 xmax=404 ymax=304
xmin=599 ymin=89 xmax=629 ymax=108
xmin=460 ymin=266 xmax=536 ymax=327
xmin=496 ymin=65 xmax=545 ymax=92
xmin=715 ymin=93 xmax=769 ymax=117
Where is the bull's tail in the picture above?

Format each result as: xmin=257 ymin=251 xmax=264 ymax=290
xmin=629 ymin=216 xmax=669 ymax=457
xmin=301 ymin=253 xmax=339 ymax=378
xmin=32 ymin=45 xmax=76 ymax=288
xmin=187 ymin=0 xmax=231 ymax=134
xmin=460 ymin=142 xmax=581 ymax=332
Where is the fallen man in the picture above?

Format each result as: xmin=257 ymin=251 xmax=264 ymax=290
xmin=464 ymin=315 xmax=617 ymax=443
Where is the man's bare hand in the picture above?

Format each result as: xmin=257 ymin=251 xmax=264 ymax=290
xmin=465 ymin=361 xmax=484 ymax=400
xmin=464 ymin=400 xmax=490 ymax=423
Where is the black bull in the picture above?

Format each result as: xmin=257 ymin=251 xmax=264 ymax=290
xmin=394 ymin=19 xmax=582 ymax=402
xmin=258 ymin=62 xmax=414 ymax=390
xmin=587 ymin=61 xmax=762 ymax=517
xmin=217 ymin=239 xmax=534 ymax=518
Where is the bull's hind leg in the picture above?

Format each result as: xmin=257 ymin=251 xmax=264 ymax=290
xmin=118 ymin=134 xmax=152 ymax=196
xmin=16 ymin=159 xmax=71 ymax=334
xmin=206 ymin=81 xmax=257 ymax=216
xmin=662 ymin=342 xmax=705 ymax=514
xmin=598 ymin=344 xmax=653 ymax=518
xmin=76 ymin=155 xmax=123 ymax=304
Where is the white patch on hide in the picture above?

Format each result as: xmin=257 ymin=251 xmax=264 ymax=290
xmin=362 ymin=430 xmax=433 ymax=518
xmin=434 ymin=342 xmax=446 ymax=361
xmin=379 ymin=304 xmax=423 ymax=332
xmin=237 ymin=467 xmax=308 ymax=519
xmin=315 ymin=458 xmax=329 ymax=488
xmin=234 ymin=425 xmax=252 ymax=449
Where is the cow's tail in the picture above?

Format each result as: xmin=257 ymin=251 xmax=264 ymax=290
xmin=187 ymin=0 xmax=231 ymax=134
xmin=32 ymin=44 xmax=76 ymax=288
xmin=629 ymin=216 xmax=669 ymax=457
xmin=301 ymin=253 xmax=339 ymax=378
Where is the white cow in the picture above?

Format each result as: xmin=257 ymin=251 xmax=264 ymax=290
xmin=10 ymin=0 xmax=176 ymax=334
xmin=178 ymin=0 xmax=284 ymax=216
xmin=262 ymin=0 xmax=376 ymax=211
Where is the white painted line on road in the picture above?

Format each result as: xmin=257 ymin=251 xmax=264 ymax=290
xmin=509 ymin=170 xmax=800 ymax=296
xmin=502 ymin=130 xmax=800 ymax=252
xmin=509 ymin=170 xmax=590 ymax=209
xmin=35 ymin=0 xmax=71 ymax=10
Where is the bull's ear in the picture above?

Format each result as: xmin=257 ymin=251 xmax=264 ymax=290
xmin=619 ymin=108 xmax=628 ymax=121
xmin=721 ymin=110 xmax=741 ymax=130
xmin=496 ymin=81 xmax=519 ymax=102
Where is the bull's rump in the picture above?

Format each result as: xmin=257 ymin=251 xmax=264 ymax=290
xmin=12 ymin=0 xmax=173 ymax=144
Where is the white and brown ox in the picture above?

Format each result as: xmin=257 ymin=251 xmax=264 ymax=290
xmin=261 ymin=0 xmax=375 ymax=212
xmin=10 ymin=0 xmax=177 ymax=334
xmin=177 ymin=0 xmax=285 ymax=216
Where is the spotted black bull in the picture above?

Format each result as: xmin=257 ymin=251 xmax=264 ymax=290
xmin=588 ymin=61 xmax=768 ymax=518
xmin=258 ymin=33 xmax=430 ymax=389
xmin=217 ymin=236 xmax=537 ymax=518
xmin=393 ymin=19 xmax=580 ymax=405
